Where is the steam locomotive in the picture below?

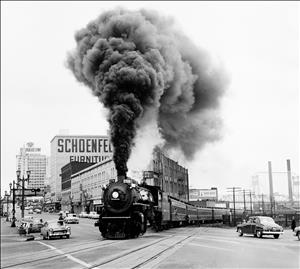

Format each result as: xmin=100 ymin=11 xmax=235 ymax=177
xmin=95 ymin=177 xmax=240 ymax=239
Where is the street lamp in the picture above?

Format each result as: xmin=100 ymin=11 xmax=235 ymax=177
xmin=10 ymin=181 xmax=17 ymax=227
xmin=5 ymin=191 xmax=10 ymax=221
xmin=16 ymin=169 xmax=31 ymax=218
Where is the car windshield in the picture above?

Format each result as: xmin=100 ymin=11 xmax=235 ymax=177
xmin=258 ymin=217 xmax=275 ymax=224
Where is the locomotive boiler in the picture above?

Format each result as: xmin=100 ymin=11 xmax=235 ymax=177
xmin=95 ymin=176 xmax=154 ymax=239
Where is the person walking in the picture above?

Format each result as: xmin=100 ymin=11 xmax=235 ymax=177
xmin=58 ymin=213 xmax=64 ymax=225
xmin=291 ymin=216 xmax=296 ymax=232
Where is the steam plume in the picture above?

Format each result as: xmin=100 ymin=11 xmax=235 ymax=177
xmin=67 ymin=8 xmax=227 ymax=176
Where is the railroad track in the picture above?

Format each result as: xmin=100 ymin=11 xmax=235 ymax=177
xmin=86 ymin=230 xmax=199 ymax=269
xmin=2 ymin=229 xmax=199 ymax=269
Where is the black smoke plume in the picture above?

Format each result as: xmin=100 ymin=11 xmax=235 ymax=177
xmin=67 ymin=8 xmax=227 ymax=176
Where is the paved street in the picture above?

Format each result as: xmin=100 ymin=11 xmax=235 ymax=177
xmin=1 ymin=213 xmax=299 ymax=269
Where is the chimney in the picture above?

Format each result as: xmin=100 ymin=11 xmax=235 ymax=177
xmin=268 ymin=161 xmax=274 ymax=213
xmin=287 ymin=159 xmax=293 ymax=202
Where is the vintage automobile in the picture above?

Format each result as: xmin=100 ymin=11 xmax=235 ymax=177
xmin=88 ymin=211 xmax=99 ymax=219
xmin=41 ymin=220 xmax=71 ymax=240
xmin=294 ymin=226 xmax=300 ymax=240
xmin=34 ymin=209 xmax=42 ymax=214
xmin=237 ymin=216 xmax=284 ymax=239
xmin=64 ymin=213 xmax=79 ymax=224
xmin=79 ymin=211 xmax=89 ymax=218
xmin=18 ymin=219 xmax=44 ymax=234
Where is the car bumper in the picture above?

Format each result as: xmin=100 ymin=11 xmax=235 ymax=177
xmin=262 ymin=231 xmax=283 ymax=235
xmin=49 ymin=231 xmax=71 ymax=237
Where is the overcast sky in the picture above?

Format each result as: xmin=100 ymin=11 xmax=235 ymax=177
xmin=1 ymin=1 xmax=299 ymax=199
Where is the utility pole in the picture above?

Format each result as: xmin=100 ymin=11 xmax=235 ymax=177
xmin=249 ymin=191 xmax=253 ymax=215
xmin=243 ymin=190 xmax=246 ymax=212
xmin=227 ymin=187 xmax=241 ymax=226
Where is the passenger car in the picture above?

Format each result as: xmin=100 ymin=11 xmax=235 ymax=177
xmin=64 ymin=213 xmax=79 ymax=224
xmin=34 ymin=209 xmax=42 ymax=214
xmin=294 ymin=226 xmax=300 ymax=240
xmin=237 ymin=216 xmax=284 ymax=239
xmin=41 ymin=220 xmax=71 ymax=239
xmin=79 ymin=211 xmax=89 ymax=218
xmin=28 ymin=209 xmax=34 ymax=214
xmin=88 ymin=211 xmax=99 ymax=219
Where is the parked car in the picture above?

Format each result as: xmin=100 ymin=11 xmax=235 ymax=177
xmin=34 ymin=209 xmax=42 ymax=214
xmin=64 ymin=213 xmax=79 ymax=224
xmin=88 ymin=211 xmax=99 ymax=219
xmin=294 ymin=226 xmax=300 ymax=240
xmin=79 ymin=211 xmax=89 ymax=218
xmin=237 ymin=216 xmax=284 ymax=239
xmin=41 ymin=220 xmax=71 ymax=240
xmin=28 ymin=209 xmax=34 ymax=214
xmin=18 ymin=219 xmax=44 ymax=234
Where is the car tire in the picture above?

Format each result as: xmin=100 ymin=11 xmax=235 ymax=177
xmin=238 ymin=228 xmax=243 ymax=236
xmin=256 ymin=230 xmax=263 ymax=238
xmin=273 ymin=234 xmax=279 ymax=239
xmin=297 ymin=233 xmax=300 ymax=241
xmin=66 ymin=235 xmax=70 ymax=239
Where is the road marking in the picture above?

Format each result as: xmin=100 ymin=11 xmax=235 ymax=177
xmin=37 ymin=241 xmax=100 ymax=268
xmin=188 ymin=242 xmax=236 ymax=252
xmin=198 ymin=236 xmax=242 ymax=245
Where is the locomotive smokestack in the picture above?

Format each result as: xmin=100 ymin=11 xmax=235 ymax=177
xmin=117 ymin=175 xmax=126 ymax=183
xmin=67 ymin=8 xmax=228 ymax=174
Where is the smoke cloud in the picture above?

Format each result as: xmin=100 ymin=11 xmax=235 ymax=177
xmin=67 ymin=8 xmax=227 ymax=176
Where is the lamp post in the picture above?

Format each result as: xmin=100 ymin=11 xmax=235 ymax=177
xmin=16 ymin=169 xmax=31 ymax=218
xmin=9 ymin=182 xmax=17 ymax=227
xmin=5 ymin=191 xmax=10 ymax=221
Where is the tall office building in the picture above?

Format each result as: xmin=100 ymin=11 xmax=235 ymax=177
xmin=16 ymin=142 xmax=47 ymax=190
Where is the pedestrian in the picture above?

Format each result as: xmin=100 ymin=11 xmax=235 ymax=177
xmin=291 ymin=216 xmax=296 ymax=232
xmin=58 ymin=213 xmax=64 ymax=225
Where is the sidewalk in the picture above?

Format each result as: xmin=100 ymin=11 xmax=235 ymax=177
xmin=1 ymin=218 xmax=19 ymax=235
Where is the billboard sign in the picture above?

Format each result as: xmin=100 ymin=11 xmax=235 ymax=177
xmin=189 ymin=189 xmax=217 ymax=201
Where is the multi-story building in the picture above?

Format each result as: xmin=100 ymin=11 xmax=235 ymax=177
xmin=142 ymin=148 xmax=189 ymax=202
xmin=16 ymin=142 xmax=47 ymax=191
xmin=60 ymin=161 xmax=96 ymax=212
xmin=49 ymin=135 xmax=113 ymax=206
xmin=61 ymin=147 xmax=189 ymax=214
xmin=70 ymin=158 xmax=116 ymax=214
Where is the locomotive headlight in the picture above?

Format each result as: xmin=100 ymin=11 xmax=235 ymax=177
xmin=112 ymin=191 xmax=119 ymax=199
